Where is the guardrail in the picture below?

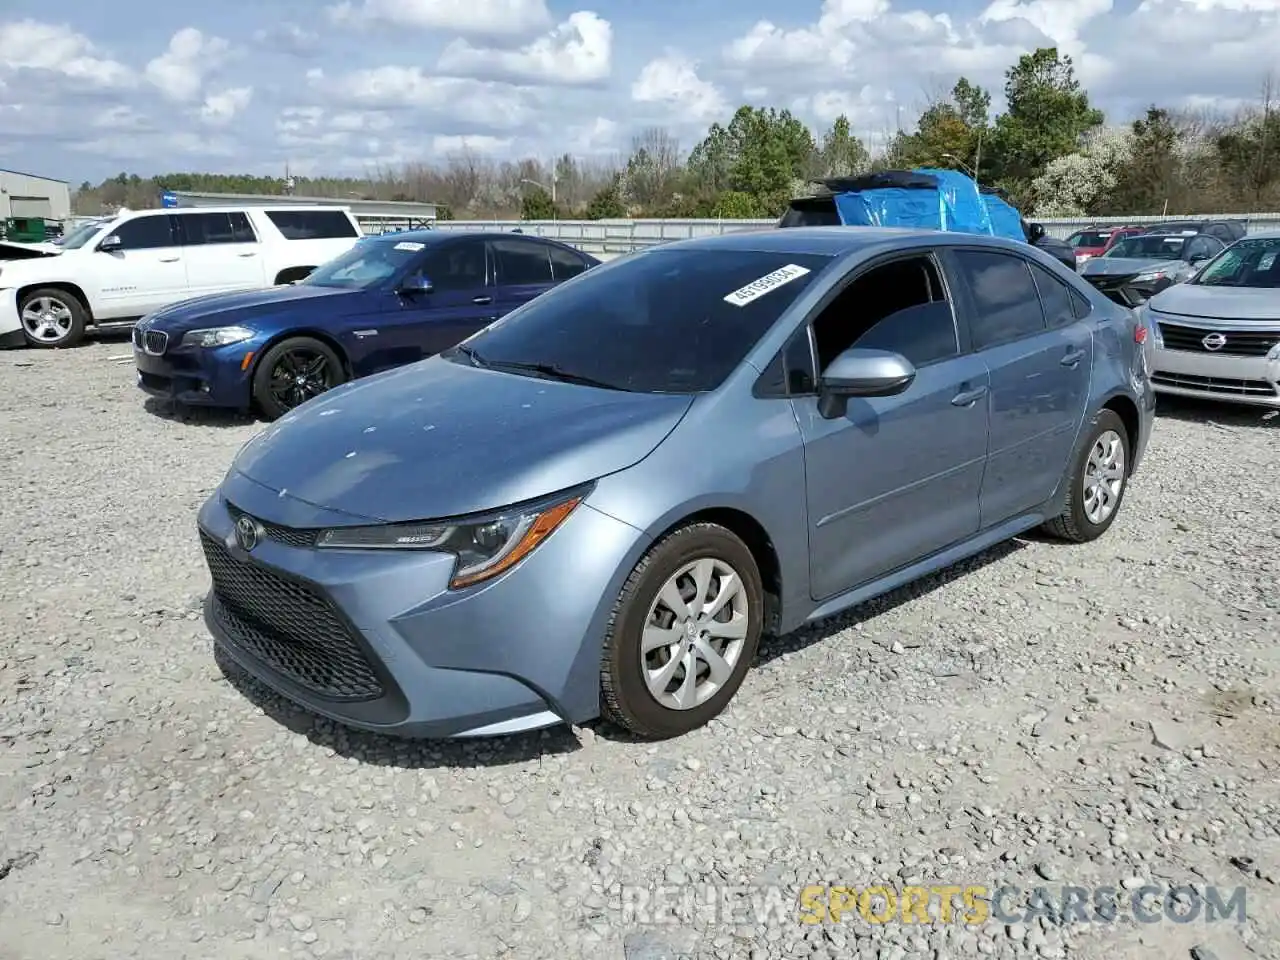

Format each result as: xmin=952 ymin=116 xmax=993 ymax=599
xmin=424 ymin=213 xmax=1280 ymax=256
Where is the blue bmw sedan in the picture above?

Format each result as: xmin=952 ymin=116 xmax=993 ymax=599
xmin=134 ymin=230 xmax=599 ymax=419
xmin=199 ymin=227 xmax=1155 ymax=740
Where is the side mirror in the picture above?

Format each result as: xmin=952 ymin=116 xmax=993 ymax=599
xmin=98 ymin=234 xmax=122 ymax=252
xmin=817 ymin=348 xmax=916 ymax=419
xmin=1027 ymin=223 xmax=1047 ymax=243
xmin=1189 ymin=253 xmax=1209 ymax=264
xmin=399 ymin=274 xmax=433 ymax=295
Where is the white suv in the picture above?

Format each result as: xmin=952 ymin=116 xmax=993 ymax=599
xmin=0 ymin=206 xmax=364 ymax=349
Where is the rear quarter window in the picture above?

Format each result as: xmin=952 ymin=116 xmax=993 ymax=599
xmin=265 ymin=210 xmax=360 ymax=240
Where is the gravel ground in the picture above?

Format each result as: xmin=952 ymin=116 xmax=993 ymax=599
xmin=1 ymin=340 xmax=1277 ymax=960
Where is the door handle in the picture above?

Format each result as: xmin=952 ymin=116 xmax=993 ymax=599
xmin=237 ymin=252 xmax=257 ymax=258
xmin=158 ymin=256 xmax=179 ymax=263
xmin=951 ymin=385 xmax=988 ymax=407
xmin=1061 ymin=349 xmax=1085 ymax=367
xmin=472 ymin=295 xmax=493 ymax=305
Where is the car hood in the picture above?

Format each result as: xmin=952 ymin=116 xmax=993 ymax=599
xmin=1149 ymin=282 xmax=1280 ymax=322
xmin=1081 ymin=257 xmax=1179 ymax=277
xmin=0 ymin=240 xmax=62 ymax=259
xmin=146 ymin=284 xmax=359 ymax=332
xmin=229 ymin=355 xmax=696 ymax=523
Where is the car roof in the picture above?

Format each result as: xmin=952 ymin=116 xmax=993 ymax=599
xmin=125 ymin=205 xmax=355 ymax=216
xmin=649 ymin=226 xmax=1035 ymax=258
xmin=362 ymin=229 xmax=587 ymax=248
xmin=1239 ymin=229 xmax=1280 ymax=240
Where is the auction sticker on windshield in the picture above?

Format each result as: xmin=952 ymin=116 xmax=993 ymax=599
xmin=395 ymin=241 xmax=425 ymax=251
xmin=724 ymin=264 xmax=812 ymax=306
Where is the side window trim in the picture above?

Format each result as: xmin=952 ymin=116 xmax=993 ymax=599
xmin=1027 ymin=260 xmax=1076 ymax=330
xmin=759 ymin=248 xmax=960 ymax=396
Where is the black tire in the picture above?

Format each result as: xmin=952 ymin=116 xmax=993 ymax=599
xmin=252 ymin=336 xmax=346 ymax=421
xmin=18 ymin=287 xmax=88 ymax=348
xmin=600 ymin=523 xmax=764 ymax=739
xmin=1042 ymin=408 xmax=1130 ymax=543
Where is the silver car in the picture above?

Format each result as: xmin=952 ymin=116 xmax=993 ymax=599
xmin=1141 ymin=231 xmax=1280 ymax=407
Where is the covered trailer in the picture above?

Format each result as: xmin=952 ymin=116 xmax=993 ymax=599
xmin=778 ymin=169 xmax=1077 ymax=271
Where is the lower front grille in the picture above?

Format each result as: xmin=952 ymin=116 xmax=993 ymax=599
xmin=1151 ymin=372 xmax=1277 ymax=397
xmin=200 ymin=531 xmax=383 ymax=700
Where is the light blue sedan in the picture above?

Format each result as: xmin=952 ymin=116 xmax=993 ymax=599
xmin=197 ymin=227 xmax=1155 ymax=740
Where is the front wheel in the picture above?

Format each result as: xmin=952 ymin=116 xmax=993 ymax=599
xmin=600 ymin=523 xmax=764 ymax=739
xmin=251 ymin=336 xmax=346 ymax=420
xmin=1042 ymin=409 xmax=1130 ymax=543
xmin=19 ymin=288 xmax=87 ymax=348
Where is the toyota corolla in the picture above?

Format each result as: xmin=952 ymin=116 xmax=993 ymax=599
xmin=199 ymin=228 xmax=1154 ymax=740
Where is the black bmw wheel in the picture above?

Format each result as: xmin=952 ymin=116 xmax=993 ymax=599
xmin=252 ymin=336 xmax=346 ymax=420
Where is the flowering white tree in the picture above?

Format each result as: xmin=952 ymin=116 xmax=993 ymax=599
xmin=1031 ymin=125 xmax=1134 ymax=217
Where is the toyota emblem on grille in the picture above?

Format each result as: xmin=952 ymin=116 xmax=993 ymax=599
xmin=1202 ymin=332 xmax=1227 ymax=351
xmin=234 ymin=515 xmax=262 ymax=551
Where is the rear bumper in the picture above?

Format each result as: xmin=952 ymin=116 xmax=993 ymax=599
xmin=1150 ymin=345 xmax=1280 ymax=408
xmin=134 ymin=332 xmax=259 ymax=409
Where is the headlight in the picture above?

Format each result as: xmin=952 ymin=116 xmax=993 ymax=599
xmin=1133 ymin=270 xmax=1166 ymax=283
xmin=181 ymin=325 xmax=254 ymax=348
xmin=314 ymin=487 xmax=589 ymax=589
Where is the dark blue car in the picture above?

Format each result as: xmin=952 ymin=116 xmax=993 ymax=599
xmin=133 ymin=230 xmax=600 ymax=419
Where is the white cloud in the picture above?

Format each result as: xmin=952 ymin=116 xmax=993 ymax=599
xmin=0 ymin=19 xmax=134 ymax=89
xmin=432 ymin=134 xmax=514 ymax=154
xmin=145 ymin=27 xmax=231 ymax=102
xmin=565 ymin=116 xmax=619 ymax=154
xmin=326 ymin=0 xmax=551 ymax=39
xmin=92 ymin=105 xmax=151 ymax=131
xmin=251 ymin=23 xmax=320 ymax=56
xmin=308 ymin=66 xmax=536 ymax=129
xmin=201 ymin=87 xmax=253 ymax=125
xmin=796 ymin=86 xmax=896 ymax=126
xmin=631 ymin=53 xmax=728 ymax=124
xmin=436 ymin=11 xmax=612 ymax=85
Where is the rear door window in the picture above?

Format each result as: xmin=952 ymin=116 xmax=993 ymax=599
xmin=492 ymin=238 xmax=554 ymax=285
xmin=949 ymin=249 xmax=1047 ymax=349
xmin=177 ymin=212 xmax=257 ymax=245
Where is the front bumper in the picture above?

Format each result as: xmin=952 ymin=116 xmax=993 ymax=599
xmin=196 ymin=474 xmax=647 ymax=738
xmin=0 ymin=289 xmax=24 ymax=348
xmin=1150 ymin=346 xmax=1280 ymax=408
xmin=134 ymin=328 xmax=261 ymax=409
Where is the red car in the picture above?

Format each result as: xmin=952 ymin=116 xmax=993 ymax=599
xmin=1065 ymin=225 xmax=1144 ymax=267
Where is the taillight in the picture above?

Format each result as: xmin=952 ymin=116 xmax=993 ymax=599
xmin=1134 ymin=325 xmax=1148 ymax=344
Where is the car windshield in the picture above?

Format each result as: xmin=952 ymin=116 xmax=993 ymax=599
xmin=59 ymin=221 xmax=107 ymax=250
xmin=1106 ymin=235 xmax=1187 ymax=260
xmin=450 ymin=248 xmax=833 ymax=394
xmin=1068 ymin=231 xmax=1111 ymax=247
xmin=302 ymin=237 xmax=427 ymax=289
xmin=1190 ymin=237 xmax=1280 ymax=287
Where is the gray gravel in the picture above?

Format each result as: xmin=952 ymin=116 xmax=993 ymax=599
xmin=2 ymin=340 xmax=1278 ymax=960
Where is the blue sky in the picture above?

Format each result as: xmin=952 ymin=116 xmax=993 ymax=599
xmin=1 ymin=0 xmax=1275 ymax=184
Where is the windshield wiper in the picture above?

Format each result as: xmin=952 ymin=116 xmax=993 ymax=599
xmin=451 ymin=343 xmax=488 ymax=367
xmin=482 ymin=359 xmax=626 ymax=391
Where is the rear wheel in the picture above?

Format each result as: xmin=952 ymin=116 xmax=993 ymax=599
xmin=1042 ymin=409 xmax=1130 ymax=543
xmin=251 ymin=336 xmax=346 ymax=420
xmin=18 ymin=288 xmax=87 ymax=348
xmin=600 ymin=523 xmax=763 ymax=739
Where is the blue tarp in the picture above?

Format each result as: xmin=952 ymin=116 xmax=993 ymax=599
xmin=977 ymin=192 xmax=1028 ymax=243
xmin=829 ymin=168 xmax=1026 ymax=243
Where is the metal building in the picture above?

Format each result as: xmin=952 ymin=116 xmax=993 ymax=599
xmin=0 ymin=168 xmax=72 ymax=221
xmin=164 ymin=190 xmax=439 ymax=221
